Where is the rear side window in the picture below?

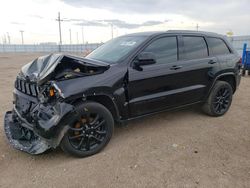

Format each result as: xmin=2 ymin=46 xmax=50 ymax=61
xmin=183 ymin=36 xmax=208 ymax=60
xmin=142 ymin=36 xmax=177 ymax=64
xmin=206 ymin=37 xmax=231 ymax=56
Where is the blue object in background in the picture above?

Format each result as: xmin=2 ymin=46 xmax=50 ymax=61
xmin=242 ymin=43 xmax=247 ymax=66
xmin=245 ymin=51 xmax=250 ymax=69
xmin=242 ymin=43 xmax=250 ymax=75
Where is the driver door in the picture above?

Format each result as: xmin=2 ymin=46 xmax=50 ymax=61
xmin=128 ymin=36 xmax=182 ymax=117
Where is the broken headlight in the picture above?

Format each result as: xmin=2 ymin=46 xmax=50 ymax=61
xmin=38 ymin=82 xmax=64 ymax=103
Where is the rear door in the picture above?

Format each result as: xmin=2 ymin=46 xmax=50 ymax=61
xmin=206 ymin=37 xmax=234 ymax=72
xmin=173 ymin=35 xmax=220 ymax=103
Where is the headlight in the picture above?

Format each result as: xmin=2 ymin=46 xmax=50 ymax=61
xmin=38 ymin=82 xmax=65 ymax=103
xmin=52 ymin=82 xmax=65 ymax=98
xmin=49 ymin=87 xmax=55 ymax=97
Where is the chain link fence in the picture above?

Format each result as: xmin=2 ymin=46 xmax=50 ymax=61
xmin=0 ymin=36 xmax=250 ymax=55
xmin=0 ymin=43 xmax=102 ymax=53
xmin=228 ymin=36 xmax=250 ymax=55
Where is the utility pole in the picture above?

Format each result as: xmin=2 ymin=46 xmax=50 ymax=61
xmin=20 ymin=30 xmax=24 ymax=44
xmin=69 ymin=29 xmax=72 ymax=44
xmin=81 ymin=26 xmax=84 ymax=44
xmin=7 ymin=32 xmax=10 ymax=44
xmin=111 ymin=23 xmax=114 ymax=39
xmin=56 ymin=12 xmax=62 ymax=51
xmin=76 ymin=32 xmax=79 ymax=44
xmin=2 ymin=35 xmax=7 ymax=44
xmin=196 ymin=23 xmax=199 ymax=31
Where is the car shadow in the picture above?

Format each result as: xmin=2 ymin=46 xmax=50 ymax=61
xmin=16 ymin=105 xmax=204 ymax=160
xmin=114 ymin=104 xmax=204 ymax=137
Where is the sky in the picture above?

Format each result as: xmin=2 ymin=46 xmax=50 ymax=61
xmin=0 ymin=0 xmax=249 ymax=44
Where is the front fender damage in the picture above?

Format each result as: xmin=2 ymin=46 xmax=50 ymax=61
xmin=4 ymin=53 xmax=112 ymax=155
xmin=4 ymin=102 xmax=74 ymax=155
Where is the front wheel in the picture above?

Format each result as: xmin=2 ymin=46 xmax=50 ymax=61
xmin=60 ymin=101 xmax=114 ymax=157
xmin=202 ymin=81 xmax=233 ymax=117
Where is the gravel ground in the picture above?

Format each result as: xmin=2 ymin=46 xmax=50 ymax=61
xmin=0 ymin=53 xmax=250 ymax=188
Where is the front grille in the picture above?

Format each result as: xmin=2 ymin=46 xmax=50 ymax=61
xmin=15 ymin=78 xmax=40 ymax=97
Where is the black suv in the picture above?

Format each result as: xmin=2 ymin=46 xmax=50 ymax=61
xmin=4 ymin=31 xmax=241 ymax=157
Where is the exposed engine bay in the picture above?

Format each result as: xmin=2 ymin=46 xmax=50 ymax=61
xmin=54 ymin=56 xmax=108 ymax=80
xmin=20 ymin=54 xmax=109 ymax=84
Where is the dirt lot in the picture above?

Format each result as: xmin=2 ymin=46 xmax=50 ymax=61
xmin=0 ymin=53 xmax=249 ymax=188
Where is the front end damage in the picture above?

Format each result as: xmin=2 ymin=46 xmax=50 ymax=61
xmin=5 ymin=111 xmax=49 ymax=154
xmin=4 ymin=54 xmax=109 ymax=154
xmin=4 ymin=101 xmax=74 ymax=154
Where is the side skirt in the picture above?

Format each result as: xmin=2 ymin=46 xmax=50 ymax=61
xmin=118 ymin=101 xmax=203 ymax=125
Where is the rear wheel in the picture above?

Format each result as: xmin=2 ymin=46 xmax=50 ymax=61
xmin=202 ymin=81 xmax=233 ymax=117
xmin=60 ymin=101 xmax=114 ymax=157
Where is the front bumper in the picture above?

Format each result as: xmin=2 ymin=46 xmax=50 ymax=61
xmin=4 ymin=111 xmax=50 ymax=154
xmin=4 ymin=102 xmax=75 ymax=155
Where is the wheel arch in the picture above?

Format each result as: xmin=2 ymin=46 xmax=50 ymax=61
xmin=72 ymin=94 xmax=121 ymax=122
xmin=87 ymin=95 xmax=120 ymax=121
xmin=216 ymin=73 xmax=236 ymax=93
xmin=205 ymin=72 xmax=236 ymax=101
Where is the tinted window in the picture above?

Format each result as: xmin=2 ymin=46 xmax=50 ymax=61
xmin=143 ymin=37 xmax=177 ymax=64
xmin=207 ymin=37 xmax=231 ymax=56
xmin=183 ymin=36 xmax=208 ymax=60
xmin=87 ymin=36 xmax=147 ymax=63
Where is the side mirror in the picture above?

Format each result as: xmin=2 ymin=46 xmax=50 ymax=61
xmin=134 ymin=52 xmax=157 ymax=67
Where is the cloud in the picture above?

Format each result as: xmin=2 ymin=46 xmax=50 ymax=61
xmin=10 ymin=22 xmax=25 ymax=25
xmin=74 ymin=20 xmax=106 ymax=27
xmin=99 ymin=19 xmax=139 ymax=29
xmin=72 ymin=19 xmax=167 ymax=29
xmin=142 ymin=20 xmax=169 ymax=26
xmin=61 ymin=0 xmax=249 ymax=22
xmin=60 ymin=0 xmax=250 ymax=35
xmin=29 ymin=14 xmax=44 ymax=19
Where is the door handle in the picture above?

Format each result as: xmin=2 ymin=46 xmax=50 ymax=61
xmin=170 ymin=65 xmax=182 ymax=70
xmin=208 ymin=60 xmax=217 ymax=64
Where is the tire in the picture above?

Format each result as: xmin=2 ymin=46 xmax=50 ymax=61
xmin=60 ymin=101 xmax=114 ymax=157
xmin=202 ymin=81 xmax=233 ymax=117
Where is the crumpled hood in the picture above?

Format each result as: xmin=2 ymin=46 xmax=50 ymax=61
xmin=20 ymin=54 xmax=109 ymax=85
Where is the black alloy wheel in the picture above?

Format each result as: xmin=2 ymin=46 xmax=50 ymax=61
xmin=68 ymin=113 xmax=107 ymax=151
xmin=202 ymin=81 xmax=233 ymax=116
xmin=61 ymin=101 xmax=114 ymax=157
xmin=212 ymin=87 xmax=231 ymax=114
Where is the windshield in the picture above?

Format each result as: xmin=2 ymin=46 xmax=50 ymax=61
xmin=86 ymin=36 xmax=147 ymax=63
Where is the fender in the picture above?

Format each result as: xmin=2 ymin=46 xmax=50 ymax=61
xmin=82 ymin=91 xmax=126 ymax=122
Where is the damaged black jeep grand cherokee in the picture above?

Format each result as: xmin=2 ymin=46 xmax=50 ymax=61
xmin=4 ymin=31 xmax=241 ymax=157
